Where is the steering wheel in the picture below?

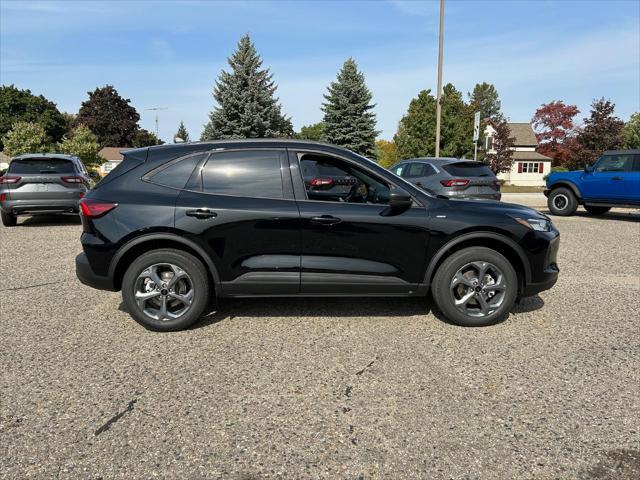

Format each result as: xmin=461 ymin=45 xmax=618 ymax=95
xmin=344 ymin=178 xmax=362 ymax=203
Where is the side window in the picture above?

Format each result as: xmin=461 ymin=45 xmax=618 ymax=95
xmin=147 ymin=153 xmax=205 ymax=190
xmin=406 ymin=163 xmax=426 ymax=178
xmin=392 ymin=164 xmax=405 ymax=177
xmin=632 ymin=155 xmax=640 ymax=172
xmin=299 ymin=152 xmax=391 ymax=204
xmin=202 ymin=150 xmax=284 ymax=198
xmin=595 ymin=155 xmax=633 ymax=172
xmin=422 ymin=164 xmax=436 ymax=177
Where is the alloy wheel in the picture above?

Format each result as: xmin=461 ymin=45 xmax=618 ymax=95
xmin=134 ymin=263 xmax=194 ymax=321
xmin=449 ymin=261 xmax=507 ymax=317
xmin=552 ymin=193 xmax=568 ymax=210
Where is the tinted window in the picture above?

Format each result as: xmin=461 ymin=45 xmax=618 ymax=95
xmin=595 ymin=154 xmax=634 ymax=172
xmin=406 ymin=163 xmax=436 ymax=177
xmin=148 ymin=153 xmax=205 ymax=189
xmin=9 ymin=158 xmax=75 ymax=174
xmin=632 ymin=155 xmax=640 ymax=172
xmin=442 ymin=162 xmax=494 ymax=177
xmin=391 ymin=164 xmax=405 ymax=176
xmin=202 ymin=150 xmax=283 ymax=198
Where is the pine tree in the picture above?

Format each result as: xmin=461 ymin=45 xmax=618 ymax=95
xmin=175 ymin=121 xmax=190 ymax=142
xmin=201 ymin=34 xmax=292 ymax=140
xmin=440 ymin=83 xmax=473 ymax=158
xmin=321 ymin=58 xmax=378 ymax=157
xmin=468 ymin=82 xmax=503 ymax=122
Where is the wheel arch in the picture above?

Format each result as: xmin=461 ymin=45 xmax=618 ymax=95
xmin=424 ymin=232 xmax=531 ymax=293
xmin=548 ymin=181 xmax=582 ymax=201
xmin=109 ymin=233 xmax=220 ymax=292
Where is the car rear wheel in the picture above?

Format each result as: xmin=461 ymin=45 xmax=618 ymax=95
xmin=1 ymin=210 xmax=17 ymax=227
xmin=584 ymin=205 xmax=611 ymax=215
xmin=122 ymin=249 xmax=210 ymax=331
xmin=547 ymin=187 xmax=577 ymax=216
xmin=432 ymin=247 xmax=518 ymax=327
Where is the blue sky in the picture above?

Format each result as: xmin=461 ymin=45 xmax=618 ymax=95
xmin=1 ymin=0 xmax=638 ymax=143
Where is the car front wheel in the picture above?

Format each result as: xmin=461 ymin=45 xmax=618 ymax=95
xmin=122 ymin=249 xmax=210 ymax=331
xmin=1 ymin=210 xmax=17 ymax=227
xmin=547 ymin=187 xmax=578 ymax=216
xmin=432 ymin=247 xmax=518 ymax=327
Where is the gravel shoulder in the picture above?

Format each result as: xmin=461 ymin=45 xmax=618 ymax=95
xmin=1 ymin=211 xmax=639 ymax=479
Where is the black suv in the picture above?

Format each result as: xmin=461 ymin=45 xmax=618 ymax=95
xmin=76 ymin=140 xmax=559 ymax=330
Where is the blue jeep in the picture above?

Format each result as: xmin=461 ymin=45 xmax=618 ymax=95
xmin=545 ymin=150 xmax=640 ymax=216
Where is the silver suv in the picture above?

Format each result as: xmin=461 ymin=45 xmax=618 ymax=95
xmin=0 ymin=153 xmax=92 ymax=227
xmin=390 ymin=157 xmax=501 ymax=201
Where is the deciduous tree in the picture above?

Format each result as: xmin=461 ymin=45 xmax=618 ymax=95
xmin=1 ymin=121 xmax=50 ymax=157
xmin=201 ymin=34 xmax=293 ymax=140
xmin=531 ymin=101 xmax=580 ymax=167
xmin=322 ymin=58 xmax=378 ymax=157
xmin=375 ymin=139 xmax=400 ymax=168
xmin=132 ymin=128 xmax=164 ymax=147
xmin=58 ymin=124 xmax=101 ymax=167
xmin=622 ymin=112 xmax=640 ymax=149
xmin=0 ymin=85 xmax=67 ymax=150
xmin=484 ymin=120 xmax=514 ymax=173
xmin=296 ymin=122 xmax=325 ymax=141
xmin=75 ymin=85 xmax=140 ymax=147
xmin=571 ymin=98 xmax=624 ymax=168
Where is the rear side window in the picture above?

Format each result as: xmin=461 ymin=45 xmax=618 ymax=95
xmin=201 ymin=150 xmax=284 ymax=199
xmin=442 ymin=162 xmax=494 ymax=177
xmin=406 ymin=163 xmax=436 ymax=177
xmin=147 ymin=153 xmax=205 ymax=190
xmin=9 ymin=158 xmax=75 ymax=174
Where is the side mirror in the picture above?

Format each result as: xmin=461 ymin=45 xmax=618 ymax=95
xmin=389 ymin=187 xmax=412 ymax=211
xmin=583 ymin=164 xmax=592 ymax=173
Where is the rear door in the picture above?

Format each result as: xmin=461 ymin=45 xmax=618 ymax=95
xmin=174 ymin=148 xmax=301 ymax=296
xmin=440 ymin=161 xmax=500 ymax=197
xmin=581 ymin=154 xmax=634 ymax=202
xmin=5 ymin=157 xmax=86 ymax=202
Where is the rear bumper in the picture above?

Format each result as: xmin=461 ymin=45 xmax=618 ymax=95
xmin=446 ymin=192 xmax=502 ymax=201
xmin=3 ymin=198 xmax=80 ymax=214
xmin=76 ymin=253 xmax=116 ymax=291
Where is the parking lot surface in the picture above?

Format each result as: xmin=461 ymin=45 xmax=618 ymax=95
xmin=1 ymin=210 xmax=639 ymax=479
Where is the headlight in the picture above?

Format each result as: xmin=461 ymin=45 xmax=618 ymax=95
xmin=513 ymin=217 xmax=551 ymax=232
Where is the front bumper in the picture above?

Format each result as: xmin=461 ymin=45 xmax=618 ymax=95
xmin=521 ymin=233 xmax=560 ymax=297
xmin=75 ymin=253 xmax=116 ymax=291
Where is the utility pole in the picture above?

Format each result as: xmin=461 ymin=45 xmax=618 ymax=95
xmin=145 ymin=107 xmax=168 ymax=137
xmin=435 ymin=0 xmax=445 ymax=158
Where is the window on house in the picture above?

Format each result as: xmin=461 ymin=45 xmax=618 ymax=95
xmin=519 ymin=162 xmax=542 ymax=174
xmin=485 ymin=136 xmax=494 ymax=150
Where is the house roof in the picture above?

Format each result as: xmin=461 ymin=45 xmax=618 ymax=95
xmin=507 ymin=123 xmax=538 ymax=147
xmin=512 ymin=151 xmax=552 ymax=161
xmin=98 ymin=147 xmax=129 ymax=161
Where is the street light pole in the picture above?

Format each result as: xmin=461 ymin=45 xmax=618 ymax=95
xmin=435 ymin=0 xmax=445 ymax=158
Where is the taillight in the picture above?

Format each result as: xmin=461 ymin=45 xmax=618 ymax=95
xmin=0 ymin=175 xmax=21 ymax=184
xmin=79 ymin=198 xmax=117 ymax=218
xmin=61 ymin=176 xmax=84 ymax=184
xmin=0 ymin=193 xmax=5 ymax=205
xmin=440 ymin=179 xmax=470 ymax=187
xmin=309 ymin=177 xmax=334 ymax=187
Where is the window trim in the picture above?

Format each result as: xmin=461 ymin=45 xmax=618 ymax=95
xmin=289 ymin=148 xmax=424 ymax=207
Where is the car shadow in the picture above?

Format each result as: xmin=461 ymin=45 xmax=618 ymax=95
xmin=17 ymin=214 xmax=81 ymax=227
xmin=119 ymin=294 xmax=545 ymax=331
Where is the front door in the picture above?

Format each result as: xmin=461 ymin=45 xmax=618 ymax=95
xmin=581 ymin=154 xmax=635 ymax=202
xmin=290 ymin=150 xmax=430 ymax=295
xmin=174 ymin=148 xmax=301 ymax=295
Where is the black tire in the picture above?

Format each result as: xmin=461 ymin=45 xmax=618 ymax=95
xmin=584 ymin=205 xmax=611 ymax=215
xmin=432 ymin=247 xmax=518 ymax=327
xmin=547 ymin=187 xmax=578 ymax=216
xmin=122 ymin=249 xmax=210 ymax=331
xmin=1 ymin=210 xmax=17 ymax=227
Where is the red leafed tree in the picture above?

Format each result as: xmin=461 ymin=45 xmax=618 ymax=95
xmin=485 ymin=120 xmax=514 ymax=174
xmin=531 ymin=101 xmax=580 ymax=167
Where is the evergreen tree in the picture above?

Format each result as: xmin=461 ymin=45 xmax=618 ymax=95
xmin=393 ymin=89 xmax=437 ymax=159
xmin=75 ymin=85 xmax=140 ymax=147
xmin=440 ymin=83 xmax=473 ymax=158
xmin=175 ymin=121 xmax=190 ymax=142
xmin=468 ymin=82 xmax=503 ymax=122
xmin=201 ymin=34 xmax=293 ymax=140
xmin=321 ymin=58 xmax=378 ymax=157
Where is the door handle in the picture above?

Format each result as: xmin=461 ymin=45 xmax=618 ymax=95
xmin=310 ymin=215 xmax=341 ymax=226
xmin=612 ymin=176 xmax=623 ymax=181
xmin=186 ymin=208 xmax=217 ymax=219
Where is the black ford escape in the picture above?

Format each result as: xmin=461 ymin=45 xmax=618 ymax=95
xmin=76 ymin=140 xmax=559 ymax=331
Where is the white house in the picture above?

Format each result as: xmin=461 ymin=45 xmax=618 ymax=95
xmin=98 ymin=147 xmax=128 ymax=176
xmin=484 ymin=123 xmax=552 ymax=186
